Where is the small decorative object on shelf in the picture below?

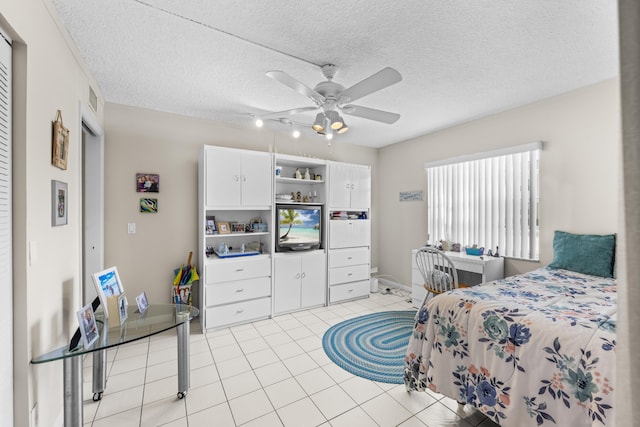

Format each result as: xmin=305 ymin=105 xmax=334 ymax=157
xmin=205 ymin=216 xmax=217 ymax=234
xmin=494 ymin=246 xmax=500 ymax=257
xmin=295 ymin=168 xmax=302 ymax=179
xmin=304 ymin=168 xmax=311 ymax=180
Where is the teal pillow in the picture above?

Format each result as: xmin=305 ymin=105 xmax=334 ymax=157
xmin=548 ymin=231 xmax=616 ymax=278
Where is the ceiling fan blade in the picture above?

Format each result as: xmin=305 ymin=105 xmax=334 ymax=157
xmin=258 ymin=106 xmax=320 ymax=120
xmin=339 ymin=67 xmax=402 ymax=103
xmin=343 ymin=104 xmax=401 ymax=124
xmin=266 ymin=71 xmax=325 ymax=105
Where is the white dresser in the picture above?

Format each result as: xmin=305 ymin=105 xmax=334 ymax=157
xmin=411 ymin=249 xmax=505 ymax=308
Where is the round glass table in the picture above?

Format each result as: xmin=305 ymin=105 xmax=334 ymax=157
xmin=32 ymin=304 xmax=199 ymax=427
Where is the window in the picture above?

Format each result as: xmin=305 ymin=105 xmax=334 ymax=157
xmin=426 ymin=142 xmax=541 ymax=260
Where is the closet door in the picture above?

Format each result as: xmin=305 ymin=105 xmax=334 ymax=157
xmin=0 ymin=33 xmax=13 ymax=427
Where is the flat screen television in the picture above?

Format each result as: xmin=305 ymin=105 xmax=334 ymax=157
xmin=276 ymin=204 xmax=323 ymax=252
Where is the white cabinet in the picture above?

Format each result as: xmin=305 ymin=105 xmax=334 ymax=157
xmin=328 ymin=162 xmax=371 ymax=210
xmin=328 ymin=247 xmax=370 ymax=304
xmin=198 ymin=145 xmax=273 ymax=330
xmin=329 ymin=219 xmax=371 ymax=249
xmin=274 ymin=251 xmax=326 ymax=314
xmin=205 ymin=146 xmax=272 ymax=207
xmin=411 ymin=249 xmax=505 ymax=308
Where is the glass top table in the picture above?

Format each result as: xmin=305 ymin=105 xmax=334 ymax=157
xmin=32 ymin=304 xmax=199 ymax=427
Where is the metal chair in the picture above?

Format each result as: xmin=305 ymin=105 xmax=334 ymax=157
xmin=415 ymin=247 xmax=459 ymax=307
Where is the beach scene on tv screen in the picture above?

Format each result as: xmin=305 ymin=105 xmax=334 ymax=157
xmin=279 ymin=208 xmax=320 ymax=243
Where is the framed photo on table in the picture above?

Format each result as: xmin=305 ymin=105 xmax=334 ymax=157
xmin=136 ymin=291 xmax=149 ymax=313
xmin=91 ymin=266 xmax=125 ymax=317
xmin=76 ymin=303 xmax=99 ymax=348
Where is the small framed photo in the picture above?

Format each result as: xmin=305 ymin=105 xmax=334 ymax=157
xmin=52 ymin=110 xmax=70 ymax=170
xmin=92 ymin=266 xmax=125 ymax=317
xmin=136 ymin=173 xmax=159 ymax=193
xmin=140 ymin=198 xmax=158 ymax=213
xmin=206 ymin=216 xmax=217 ymax=235
xmin=231 ymin=222 xmax=246 ymax=233
xmin=217 ymin=221 xmax=230 ymax=234
xmin=136 ymin=291 xmax=149 ymax=313
xmin=51 ymin=180 xmax=68 ymax=226
xmin=76 ymin=303 xmax=99 ymax=349
xmin=118 ymin=294 xmax=128 ymax=324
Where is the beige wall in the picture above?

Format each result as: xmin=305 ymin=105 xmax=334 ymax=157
xmin=1 ymin=0 xmax=105 ymax=425
xmin=378 ymin=78 xmax=620 ymax=285
xmin=103 ymin=103 xmax=378 ymax=306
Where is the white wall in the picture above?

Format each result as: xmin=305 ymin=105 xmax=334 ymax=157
xmin=1 ymin=0 xmax=105 ymax=425
xmin=378 ymin=78 xmax=620 ymax=285
xmin=103 ymin=103 xmax=379 ymax=306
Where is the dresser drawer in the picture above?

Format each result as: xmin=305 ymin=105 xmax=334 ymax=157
xmin=329 ymin=264 xmax=370 ymax=285
xmin=205 ymin=277 xmax=271 ymax=306
xmin=329 ymin=247 xmax=369 ymax=268
xmin=205 ymin=257 xmax=270 ymax=284
xmin=206 ymin=297 xmax=271 ymax=328
xmin=329 ymin=280 xmax=370 ymax=303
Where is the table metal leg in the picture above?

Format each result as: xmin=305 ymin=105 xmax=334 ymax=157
xmin=63 ymin=356 xmax=83 ymax=427
xmin=92 ymin=349 xmax=107 ymax=401
xmin=176 ymin=320 xmax=190 ymax=398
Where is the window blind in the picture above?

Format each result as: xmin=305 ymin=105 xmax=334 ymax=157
xmin=426 ymin=143 xmax=540 ymax=260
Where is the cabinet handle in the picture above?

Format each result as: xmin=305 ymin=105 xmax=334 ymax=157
xmin=235 ymin=289 xmax=244 ymax=293
xmin=347 ymin=257 xmax=353 ymax=260
xmin=242 ymin=175 xmax=247 ymax=182
xmin=236 ymin=309 xmax=244 ymax=314
xmin=351 ymin=184 xmax=355 ymax=189
xmin=301 ymin=272 xmax=306 ymax=278
xmin=348 ymin=289 xmax=353 ymax=293
xmin=347 ymin=273 xmax=353 ymax=276
xmin=236 ymin=268 xmax=244 ymax=272
xmin=296 ymin=273 xmax=300 ymax=279
xmin=234 ymin=175 xmax=240 ymax=182
xmin=345 ymin=184 xmax=350 ymax=189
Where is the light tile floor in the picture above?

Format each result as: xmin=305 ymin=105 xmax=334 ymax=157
xmin=82 ymin=288 xmax=500 ymax=427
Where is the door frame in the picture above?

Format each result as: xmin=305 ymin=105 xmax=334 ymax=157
xmin=78 ymin=102 xmax=104 ymax=306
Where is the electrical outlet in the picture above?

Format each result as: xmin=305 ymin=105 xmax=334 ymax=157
xmin=127 ymin=223 xmax=136 ymax=234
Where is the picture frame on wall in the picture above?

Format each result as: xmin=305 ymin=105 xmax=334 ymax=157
xmin=140 ymin=198 xmax=158 ymax=213
xmin=51 ymin=180 xmax=68 ymax=226
xmin=136 ymin=173 xmax=159 ymax=193
xmin=52 ymin=110 xmax=70 ymax=170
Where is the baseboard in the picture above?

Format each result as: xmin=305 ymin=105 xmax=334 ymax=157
xmin=378 ymin=278 xmax=412 ymax=293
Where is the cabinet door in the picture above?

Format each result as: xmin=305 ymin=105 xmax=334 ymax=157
xmin=329 ymin=220 xmax=371 ymax=249
xmin=301 ymin=252 xmax=326 ymax=308
xmin=349 ymin=165 xmax=371 ymax=209
xmin=328 ymin=162 xmax=351 ymax=209
xmin=274 ymin=256 xmax=302 ymax=313
xmin=205 ymin=148 xmax=242 ymax=206
xmin=241 ymin=151 xmax=272 ymax=206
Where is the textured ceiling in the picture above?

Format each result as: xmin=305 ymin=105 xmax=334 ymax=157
xmin=51 ymin=0 xmax=619 ymax=148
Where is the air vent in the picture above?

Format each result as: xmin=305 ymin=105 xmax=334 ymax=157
xmin=89 ymin=85 xmax=98 ymax=112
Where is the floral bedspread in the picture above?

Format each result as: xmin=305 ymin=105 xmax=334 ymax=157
xmin=404 ymin=267 xmax=616 ymax=426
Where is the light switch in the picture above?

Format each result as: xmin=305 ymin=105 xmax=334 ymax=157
xmin=128 ymin=223 xmax=136 ymax=234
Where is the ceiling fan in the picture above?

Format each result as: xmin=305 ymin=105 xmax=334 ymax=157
xmin=260 ymin=64 xmax=402 ymax=136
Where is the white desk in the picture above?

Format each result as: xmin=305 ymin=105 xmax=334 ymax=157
xmin=411 ymin=249 xmax=504 ymax=308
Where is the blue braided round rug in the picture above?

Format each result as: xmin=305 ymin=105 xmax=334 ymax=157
xmin=322 ymin=310 xmax=416 ymax=384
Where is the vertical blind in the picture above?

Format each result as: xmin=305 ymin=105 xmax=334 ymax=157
xmin=426 ymin=143 xmax=541 ymax=260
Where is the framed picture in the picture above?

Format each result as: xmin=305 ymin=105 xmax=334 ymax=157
xmin=217 ymin=221 xmax=230 ymax=234
xmin=140 ymin=198 xmax=158 ymax=213
xmin=136 ymin=173 xmax=159 ymax=193
xmin=51 ymin=180 xmax=68 ymax=226
xmin=135 ymin=291 xmax=149 ymax=313
xmin=205 ymin=216 xmax=217 ymax=235
xmin=118 ymin=294 xmax=128 ymax=324
xmin=231 ymin=222 xmax=246 ymax=233
xmin=52 ymin=110 xmax=70 ymax=170
xmin=76 ymin=303 xmax=99 ymax=349
xmin=91 ymin=266 xmax=125 ymax=317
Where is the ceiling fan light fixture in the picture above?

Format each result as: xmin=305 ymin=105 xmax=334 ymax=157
xmin=326 ymin=130 xmax=334 ymax=140
xmin=328 ymin=111 xmax=343 ymax=130
xmin=311 ymin=113 xmax=325 ymax=132
xmin=337 ymin=121 xmax=349 ymax=134
xmin=292 ymin=127 xmax=300 ymax=139
xmin=255 ymin=118 xmax=264 ymax=128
